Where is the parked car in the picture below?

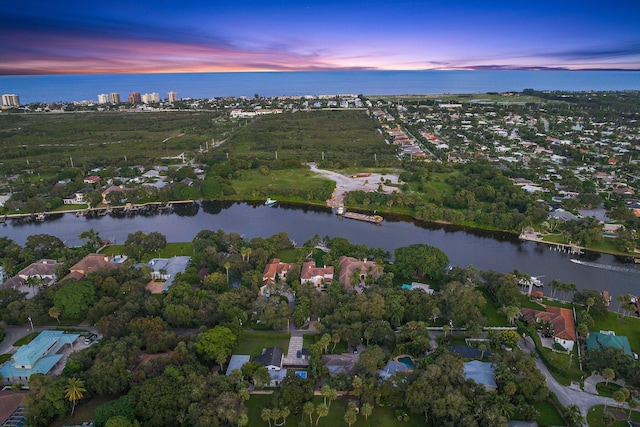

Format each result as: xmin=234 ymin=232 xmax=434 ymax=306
xmin=84 ymin=334 xmax=98 ymax=345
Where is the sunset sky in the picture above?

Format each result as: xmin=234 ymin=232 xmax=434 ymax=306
xmin=2 ymin=0 xmax=640 ymax=75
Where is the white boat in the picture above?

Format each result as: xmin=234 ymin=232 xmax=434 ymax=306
xmin=264 ymin=198 xmax=277 ymax=206
xmin=336 ymin=206 xmax=345 ymax=215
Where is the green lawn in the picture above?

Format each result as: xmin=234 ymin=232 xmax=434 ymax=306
xmin=532 ymin=399 xmax=565 ymax=426
xmin=247 ymin=395 xmax=426 ymax=427
xmin=478 ymin=287 xmax=510 ymax=327
xmin=587 ymin=405 xmax=640 ymax=427
xmin=235 ymin=332 xmax=291 ymax=356
xmin=0 ymin=354 xmax=11 ymax=364
xmin=596 ymin=382 xmax=622 ymax=398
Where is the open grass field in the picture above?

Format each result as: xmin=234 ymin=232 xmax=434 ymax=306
xmin=229 ymin=168 xmax=335 ymax=202
xmin=216 ymin=110 xmax=397 ymax=165
xmin=247 ymin=394 xmax=426 ymax=427
xmin=235 ymin=332 xmax=291 ymax=356
xmin=0 ymin=111 xmax=232 ymax=172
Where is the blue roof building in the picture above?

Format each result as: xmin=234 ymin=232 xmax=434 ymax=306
xmin=0 ymin=330 xmax=80 ymax=385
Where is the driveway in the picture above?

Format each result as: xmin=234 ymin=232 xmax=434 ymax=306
xmin=307 ymin=163 xmax=400 ymax=208
xmin=518 ymin=336 xmax=617 ymax=419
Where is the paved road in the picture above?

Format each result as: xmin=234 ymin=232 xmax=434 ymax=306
xmin=518 ymin=336 xmax=617 ymax=420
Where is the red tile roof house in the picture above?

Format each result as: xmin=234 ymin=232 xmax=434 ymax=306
xmin=260 ymin=258 xmax=296 ymax=296
xmin=83 ymin=175 xmax=101 ymax=184
xmin=338 ymin=256 xmax=383 ymax=291
xmin=520 ymin=306 xmax=576 ymax=352
xmin=300 ymin=261 xmax=334 ymax=290
xmin=60 ymin=254 xmax=125 ymax=282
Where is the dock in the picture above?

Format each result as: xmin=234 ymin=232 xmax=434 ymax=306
xmin=342 ymin=212 xmax=383 ymax=224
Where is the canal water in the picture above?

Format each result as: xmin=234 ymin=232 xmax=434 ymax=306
xmin=1 ymin=202 xmax=638 ymax=301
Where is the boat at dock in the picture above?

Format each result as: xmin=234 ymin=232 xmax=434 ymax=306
xmin=264 ymin=198 xmax=277 ymax=207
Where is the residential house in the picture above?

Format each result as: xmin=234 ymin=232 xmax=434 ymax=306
xmin=338 ymin=256 xmax=383 ymax=289
xmin=300 ymin=261 xmax=334 ymax=289
xmin=0 ymin=259 xmax=61 ymax=298
xmin=401 ymin=282 xmax=434 ymax=294
xmin=585 ymin=331 xmax=633 ymax=357
xmin=263 ymin=259 xmax=296 ymax=286
xmin=83 ymin=175 xmax=101 ymax=184
xmin=0 ymin=330 xmax=80 ymax=385
xmin=145 ymin=256 xmax=191 ymax=292
xmin=463 ymin=360 xmax=497 ymax=391
xmin=0 ymin=193 xmax=11 ymax=207
xmin=60 ymin=254 xmax=127 ymax=282
xmin=225 ymin=355 xmax=251 ymax=376
xmin=252 ymin=347 xmax=286 ymax=386
xmin=378 ymin=360 xmax=412 ymax=380
xmin=62 ymin=188 xmax=93 ymax=205
xmin=520 ymin=306 xmax=576 ymax=351
xmin=101 ymin=185 xmax=135 ymax=204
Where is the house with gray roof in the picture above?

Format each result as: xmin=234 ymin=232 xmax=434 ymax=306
xmin=252 ymin=347 xmax=283 ymax=371
xmin=463 ymin=360 xmax=497 ymax=391
xmin=146 ymin=256 xmax=191 ymax=291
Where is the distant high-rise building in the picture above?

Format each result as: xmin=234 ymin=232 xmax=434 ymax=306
xmin=97 ymin=94 xmax=109 ymax=104
xmin=1 ymin=94 xmax=20 ymax=107
xmin=109 ymin=92 xmax=121 ymax=104
xmin=167 ymin=91 xmax=179 ymax=102
xmin=127 ymin=92 xmax=141 ymax=103
xmin=141 ymin=93 xmax=160 ymax=104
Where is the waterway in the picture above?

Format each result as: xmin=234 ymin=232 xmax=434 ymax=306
xmin=1 ymin=201 xmax=638 ymax=301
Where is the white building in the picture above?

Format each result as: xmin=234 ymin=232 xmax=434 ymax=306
xmin=167 ymin=91 xmax=179 ymax=102
xmin=1 ymin=94 xmax=20 ymax=107
xmin=142 ymin=93 xmax=160 ymax=103
xmin=97 ymin=94 xmax=109 ymax=104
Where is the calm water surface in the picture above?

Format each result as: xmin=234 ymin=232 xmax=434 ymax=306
xmin=1 ymin=202 xmax=638 ymax=301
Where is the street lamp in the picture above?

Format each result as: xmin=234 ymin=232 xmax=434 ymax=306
xmin=28 ymin=316 xmax=34 ymax=332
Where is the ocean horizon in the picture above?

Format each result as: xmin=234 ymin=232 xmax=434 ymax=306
xmin=1 ymin=70 xmax=640 ymax=104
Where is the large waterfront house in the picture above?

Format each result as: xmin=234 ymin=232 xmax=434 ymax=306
xmin=520 ymin=306 xmax=576 ymax=351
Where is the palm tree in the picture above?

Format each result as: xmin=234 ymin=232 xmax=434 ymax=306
xmin=331 ymin=333 xmax=340 ymax=353
xmin=549 ymin=279 xmax=561 ymax=298
xmin=261 ymin=408 xmax=272 ymax=427
xmin=238 ymin=413 xmax=249 ymax=427
xmin=344 ymin=409 xmax=357 ymax=427
xmin=64 ymin=377 xmax=86 ymax=416
xmin=361 ymin=402 xmax=373 ymax=421
xmin=315 ymin=403 xmax=328 ymax=426
xmin=240 ymin=247 xmax=248 ymax=262
xmin=48 ymin=306 xmax=61 ymax=324
xmin=501 ymin=305 xmax=520 ymax=325
xmin=224 ymin=261 xmax=230 ymax=285
xmin=586 ymin=297 xmax=595 ymax=313
xmin=246 ymin=248 xmax=252 ymax=262
xmin=602 ymin=368 xmax=615 ymax=386
xmin=478 ymin=343 xmax=487 ymax=359
xmin=563 ymin=404 xmax=584 ymax=427
xmin=303 ymin=401 xmax=315 ymax=425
